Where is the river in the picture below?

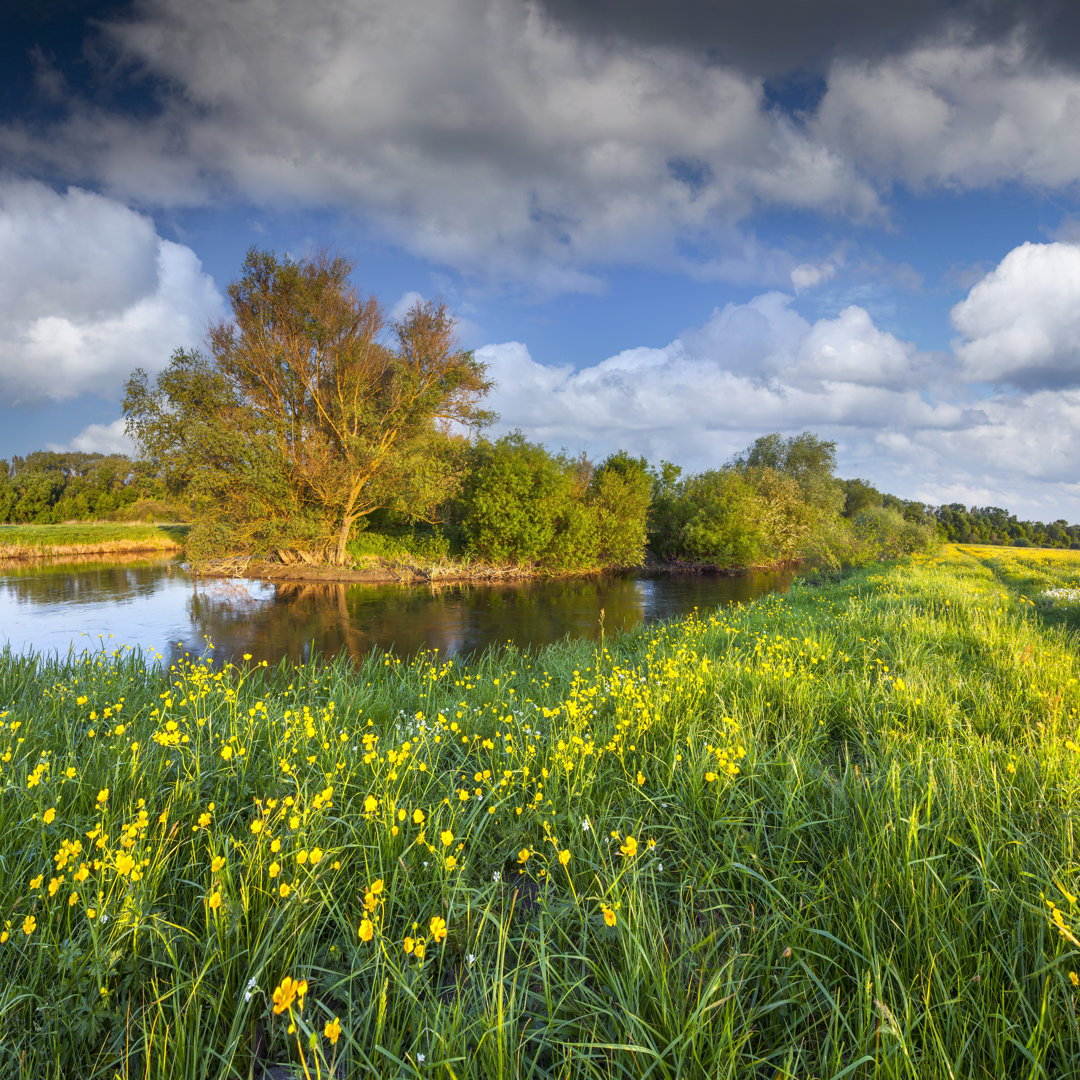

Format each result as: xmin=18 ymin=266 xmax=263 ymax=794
xmin=0 ymin=553 xmax=795 ymax=667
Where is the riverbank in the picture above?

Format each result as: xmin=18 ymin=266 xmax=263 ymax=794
xmin=0 ymin=522 xmax=187 ymax=559
xmin=189 ymin=552 xmax=800 ymax=585
xmin=4 ymin=546 xmax=1080 ymax=1077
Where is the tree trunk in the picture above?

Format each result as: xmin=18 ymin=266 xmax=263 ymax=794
xmin=334 ymin=515 xmax=352 ymax=566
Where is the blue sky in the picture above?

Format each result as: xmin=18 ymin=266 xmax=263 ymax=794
xmin=2 ymin=0 xmax=1080 ymax=521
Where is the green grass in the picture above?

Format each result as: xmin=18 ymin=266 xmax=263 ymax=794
xmin=2 ymin=545 xmax=1080 ymax=1078
xmin=0 ymin=522 xmax=187 ymax=557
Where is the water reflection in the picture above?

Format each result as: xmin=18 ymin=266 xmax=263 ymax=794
xmin=0 ymin=557 xmax=795 ymax=667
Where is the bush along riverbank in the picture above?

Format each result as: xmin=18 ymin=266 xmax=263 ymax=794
xmin=3 ymin=545 xmax=1080 ymax=1077
xmin=183 ymin=431 xmax=939 ymax=584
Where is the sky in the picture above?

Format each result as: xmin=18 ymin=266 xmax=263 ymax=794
xmin=1 ymin=0 xmax=1080 ymax=522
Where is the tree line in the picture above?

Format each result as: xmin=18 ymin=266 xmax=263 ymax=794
xmin=8 ymin=248 xmax=1075 ymax=569
xmin=0 ymin=452 xmax=178 ymax=524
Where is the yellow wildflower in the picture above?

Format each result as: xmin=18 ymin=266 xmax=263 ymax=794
xmin=272 ymin=976 xmax=299 ymax=1014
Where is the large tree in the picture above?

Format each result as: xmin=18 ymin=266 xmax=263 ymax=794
xmin=124 ymin=248 xmax=493 ymax=564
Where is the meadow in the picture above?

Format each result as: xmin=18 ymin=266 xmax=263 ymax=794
xmin=0 ymin=522 xmax=187 ymax=559
xmin=2 ymin=544 xmax=1080 ymax=1078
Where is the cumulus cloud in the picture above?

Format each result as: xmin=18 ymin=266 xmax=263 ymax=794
xmin=0 ymin=180 xmax=224 ymax=406
xmin=951 ymin=241 xmax=1080 ymax=387
xmin=0 ymin=0 xmax=876 ymax=290
xmin=480 ymin=292 xmax=951 ymax=464
xmin=5 ymin=3 xmax=1080 ymax=296
xmin=48 ymin=419 xmax=136 ymax=456
xmin=790 ymin=261 xmax=838 ymax=292
xmin=479 ymin=270 xmax=1080 ymax=520
xmin=814 ymin=36 xmax=1080 ymax=190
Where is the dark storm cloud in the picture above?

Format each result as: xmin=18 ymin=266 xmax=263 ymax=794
xmin=536 ymin=0 xmax=1080 ymax=76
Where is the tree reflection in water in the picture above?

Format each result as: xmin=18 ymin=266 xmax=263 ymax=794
xmin=1 ymin=561 xmax=796 ymax=666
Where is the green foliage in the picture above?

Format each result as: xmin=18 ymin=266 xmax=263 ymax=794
xmin=935 ymin=503 xmax=1080 ymax=549
xmin=124 ymin=248 xmax=492 ymax=565
xmin=649 ymin=466 xmax=813 ymax=566
xmin=0 ymin=452 xmax=179 ymax=525
xmin=673 ymin=470 xmax=767 ymax=564
xmin=346 ymin=523 xmax=458 ymax=563
xmin=462 ymin=435 xmax=595 ymax=568
xmin=589 ymin=451 xmax=653 ymax=567
xmin=461 ymin=436 xmax=649 ymax=570
xmin=841 ymin=476 xmax=883 ymax=517
xmin=733 ymin=430 xmax=844 ymax=514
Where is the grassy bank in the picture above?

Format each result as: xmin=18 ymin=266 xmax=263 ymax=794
xmin=0 ymin=520 xmax=187 ymax=557
xmin=0 ymin=522 xmax=188 ymax=559
xmin=2 ymin=545 xmax=1080 ymax=1078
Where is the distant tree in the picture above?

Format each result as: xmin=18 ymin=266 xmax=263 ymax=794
xmin=841 ymin=477 xmax=882 ymax=517
xmin=124 ymin=248 xmax=492 ymax=564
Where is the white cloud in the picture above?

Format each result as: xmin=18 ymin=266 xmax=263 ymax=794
xmin=480 ymin=293 xmax=948 ymax=462
xmin=814 ymin=35 xmax=1080 ymax=190
xmin=1 ymin=0 xmax=877 ymax=290
xmin=950 ymin=241 xmax=1080 ymax=387
xmin=389 ymin=291 xmax=426 ymax=323
xmin=790 ymin=261 xmax=838 ymax=292
xmin=48 ymin=418 xmax=136 ymax=456
xmin=479 ymin=274 xmax=1080 ymax=521
xmin=0 ymin=180 xmax=224 ymax=406
xmin=4 ymin=7 xmax=1080 ymax=300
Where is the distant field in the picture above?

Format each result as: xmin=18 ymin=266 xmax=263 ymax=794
xmin=0 ymin=522 xmax=187 ymax=558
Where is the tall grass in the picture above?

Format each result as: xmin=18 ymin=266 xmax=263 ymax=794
xmin=2 ymin=545 xmax=1080 ymax=1078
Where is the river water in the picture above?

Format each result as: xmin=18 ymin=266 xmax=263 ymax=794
xmin=0 ymin=554 xmax=795 ymax=667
